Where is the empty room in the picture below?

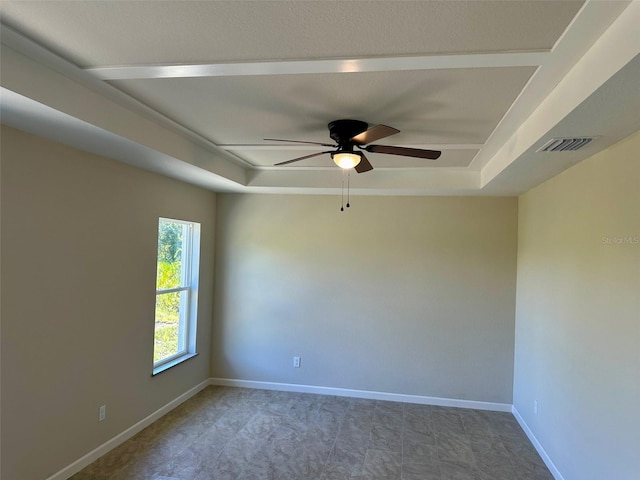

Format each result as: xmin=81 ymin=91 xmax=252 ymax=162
xmin=1 ymin=2 xmax=638 ymax=480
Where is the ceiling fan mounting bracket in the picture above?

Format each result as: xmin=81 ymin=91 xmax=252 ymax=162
xmin=328 ymin=119 xmax=368 ymax=145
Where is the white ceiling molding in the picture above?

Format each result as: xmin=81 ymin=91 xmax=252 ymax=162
xmin=246 ymin=167 xmax=481 ymax=196
xmin=0 ymin=46 xmax=248 ymax=185
xmin=86 ymin=52 xmax=549 ymax=80
xmin=0 ymin=24 xmax=254 ymax=170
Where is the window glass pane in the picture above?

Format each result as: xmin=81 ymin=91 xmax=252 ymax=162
xmin=154 ymin=291 xmax=182 ymax=363
xmin=156 ymin=220 xmax=185 ymax=290
xmin=153 ymin=217 xmax=199 ymax=373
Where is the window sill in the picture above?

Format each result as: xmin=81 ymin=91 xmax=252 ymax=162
xmin=152 ymin=352 xmax=198 ymax=376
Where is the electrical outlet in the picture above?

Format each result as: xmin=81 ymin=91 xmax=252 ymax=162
xmin=99 ymin=405 xmax=106 ymax=422
xmin=293 ymin=356 xmax=301 ymax=368
xmin=534 ymin=400 xmax=538 ymax=416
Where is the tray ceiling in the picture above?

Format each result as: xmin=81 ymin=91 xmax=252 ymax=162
xmin=1 ymin=0 xmax=638 ymax=195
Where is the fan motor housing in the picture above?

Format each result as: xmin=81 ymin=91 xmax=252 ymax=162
xmin=328 ymin=119 xmax=368 ymax=144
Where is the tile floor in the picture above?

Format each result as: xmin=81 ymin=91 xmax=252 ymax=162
xmin=71 ymin=386 xmax=553 ymax=480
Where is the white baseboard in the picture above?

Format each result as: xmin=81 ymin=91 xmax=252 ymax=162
xmin=209 ymin=377 xmax=512 ymax=412
xmin=47 ymin=377 xmax=512 ymax=480
xmin=45 ymin=378 xmax=211 ymax=480
xmin=512 ymin=406 xmax=566 ymax=480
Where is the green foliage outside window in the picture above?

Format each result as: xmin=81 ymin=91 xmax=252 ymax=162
xmin=154 ymin=220 xmax=186 ymax=363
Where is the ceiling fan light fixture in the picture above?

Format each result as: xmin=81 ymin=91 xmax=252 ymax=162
xmin=332 ymin=151 xmax=361 ymax=169
xmin=271 ymin=119 xmax=441 ymax=171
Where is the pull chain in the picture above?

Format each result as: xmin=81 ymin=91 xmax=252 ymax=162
xmin=346 ymin=169 xmax=351 ymax=208
xmin=340 ymin=169 xmax=345 ymax=212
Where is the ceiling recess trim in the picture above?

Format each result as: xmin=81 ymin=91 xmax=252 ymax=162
xmin=0 ymin=24 xmax=254 ymax=169
xmin=85 ymin=51 xmax=549 ymax=80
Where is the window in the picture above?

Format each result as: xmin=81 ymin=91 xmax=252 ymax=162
xmin=153 ymin=218 xmax=201 ymax=374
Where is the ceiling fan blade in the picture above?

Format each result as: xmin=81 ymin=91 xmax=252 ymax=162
xmin=354 ymin=153 xmax=373 ymax=173
xmin=274 ymin=150 xmax=333 ymax=166
xmin=365 ymin=144 xmax=441 ymax=159
xmin=351 ymin=125 xmax=400 ymax=145
xmin=264 ymin=138 xmax=336 ymax=147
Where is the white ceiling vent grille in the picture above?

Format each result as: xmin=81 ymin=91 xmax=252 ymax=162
xmin=537 ymin=137 xmax=595 ymax=152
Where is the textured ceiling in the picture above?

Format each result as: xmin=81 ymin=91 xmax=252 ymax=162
xmin=1 ymin=0 xmax=638 ymax=195
xmin=1 ymin=1 xmax=583 ymax=66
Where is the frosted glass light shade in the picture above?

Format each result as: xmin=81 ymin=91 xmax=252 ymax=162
xmin=332 ymin=152 xmax=361 ymax=169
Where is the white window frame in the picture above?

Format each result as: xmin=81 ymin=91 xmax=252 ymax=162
xmin=153 ymin=218 xmax=201 ymax=375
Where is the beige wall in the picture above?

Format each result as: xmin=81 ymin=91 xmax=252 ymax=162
xmin=212 ymin=194 xmax=518 ymax=403
xmin=0 ymin=126 xmax=216 ymax=480
xmin=514 ymin=130 xmax=640 ymax=480
xmin=4 ymin=120 xmax=638 ymax=479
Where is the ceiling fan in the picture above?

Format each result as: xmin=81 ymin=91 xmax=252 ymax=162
xmin=265 ymin=119 xmax=441 ymax=173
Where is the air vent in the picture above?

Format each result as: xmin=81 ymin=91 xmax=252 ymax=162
xmin=537 ymin=137 xmax=595 ymax=152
